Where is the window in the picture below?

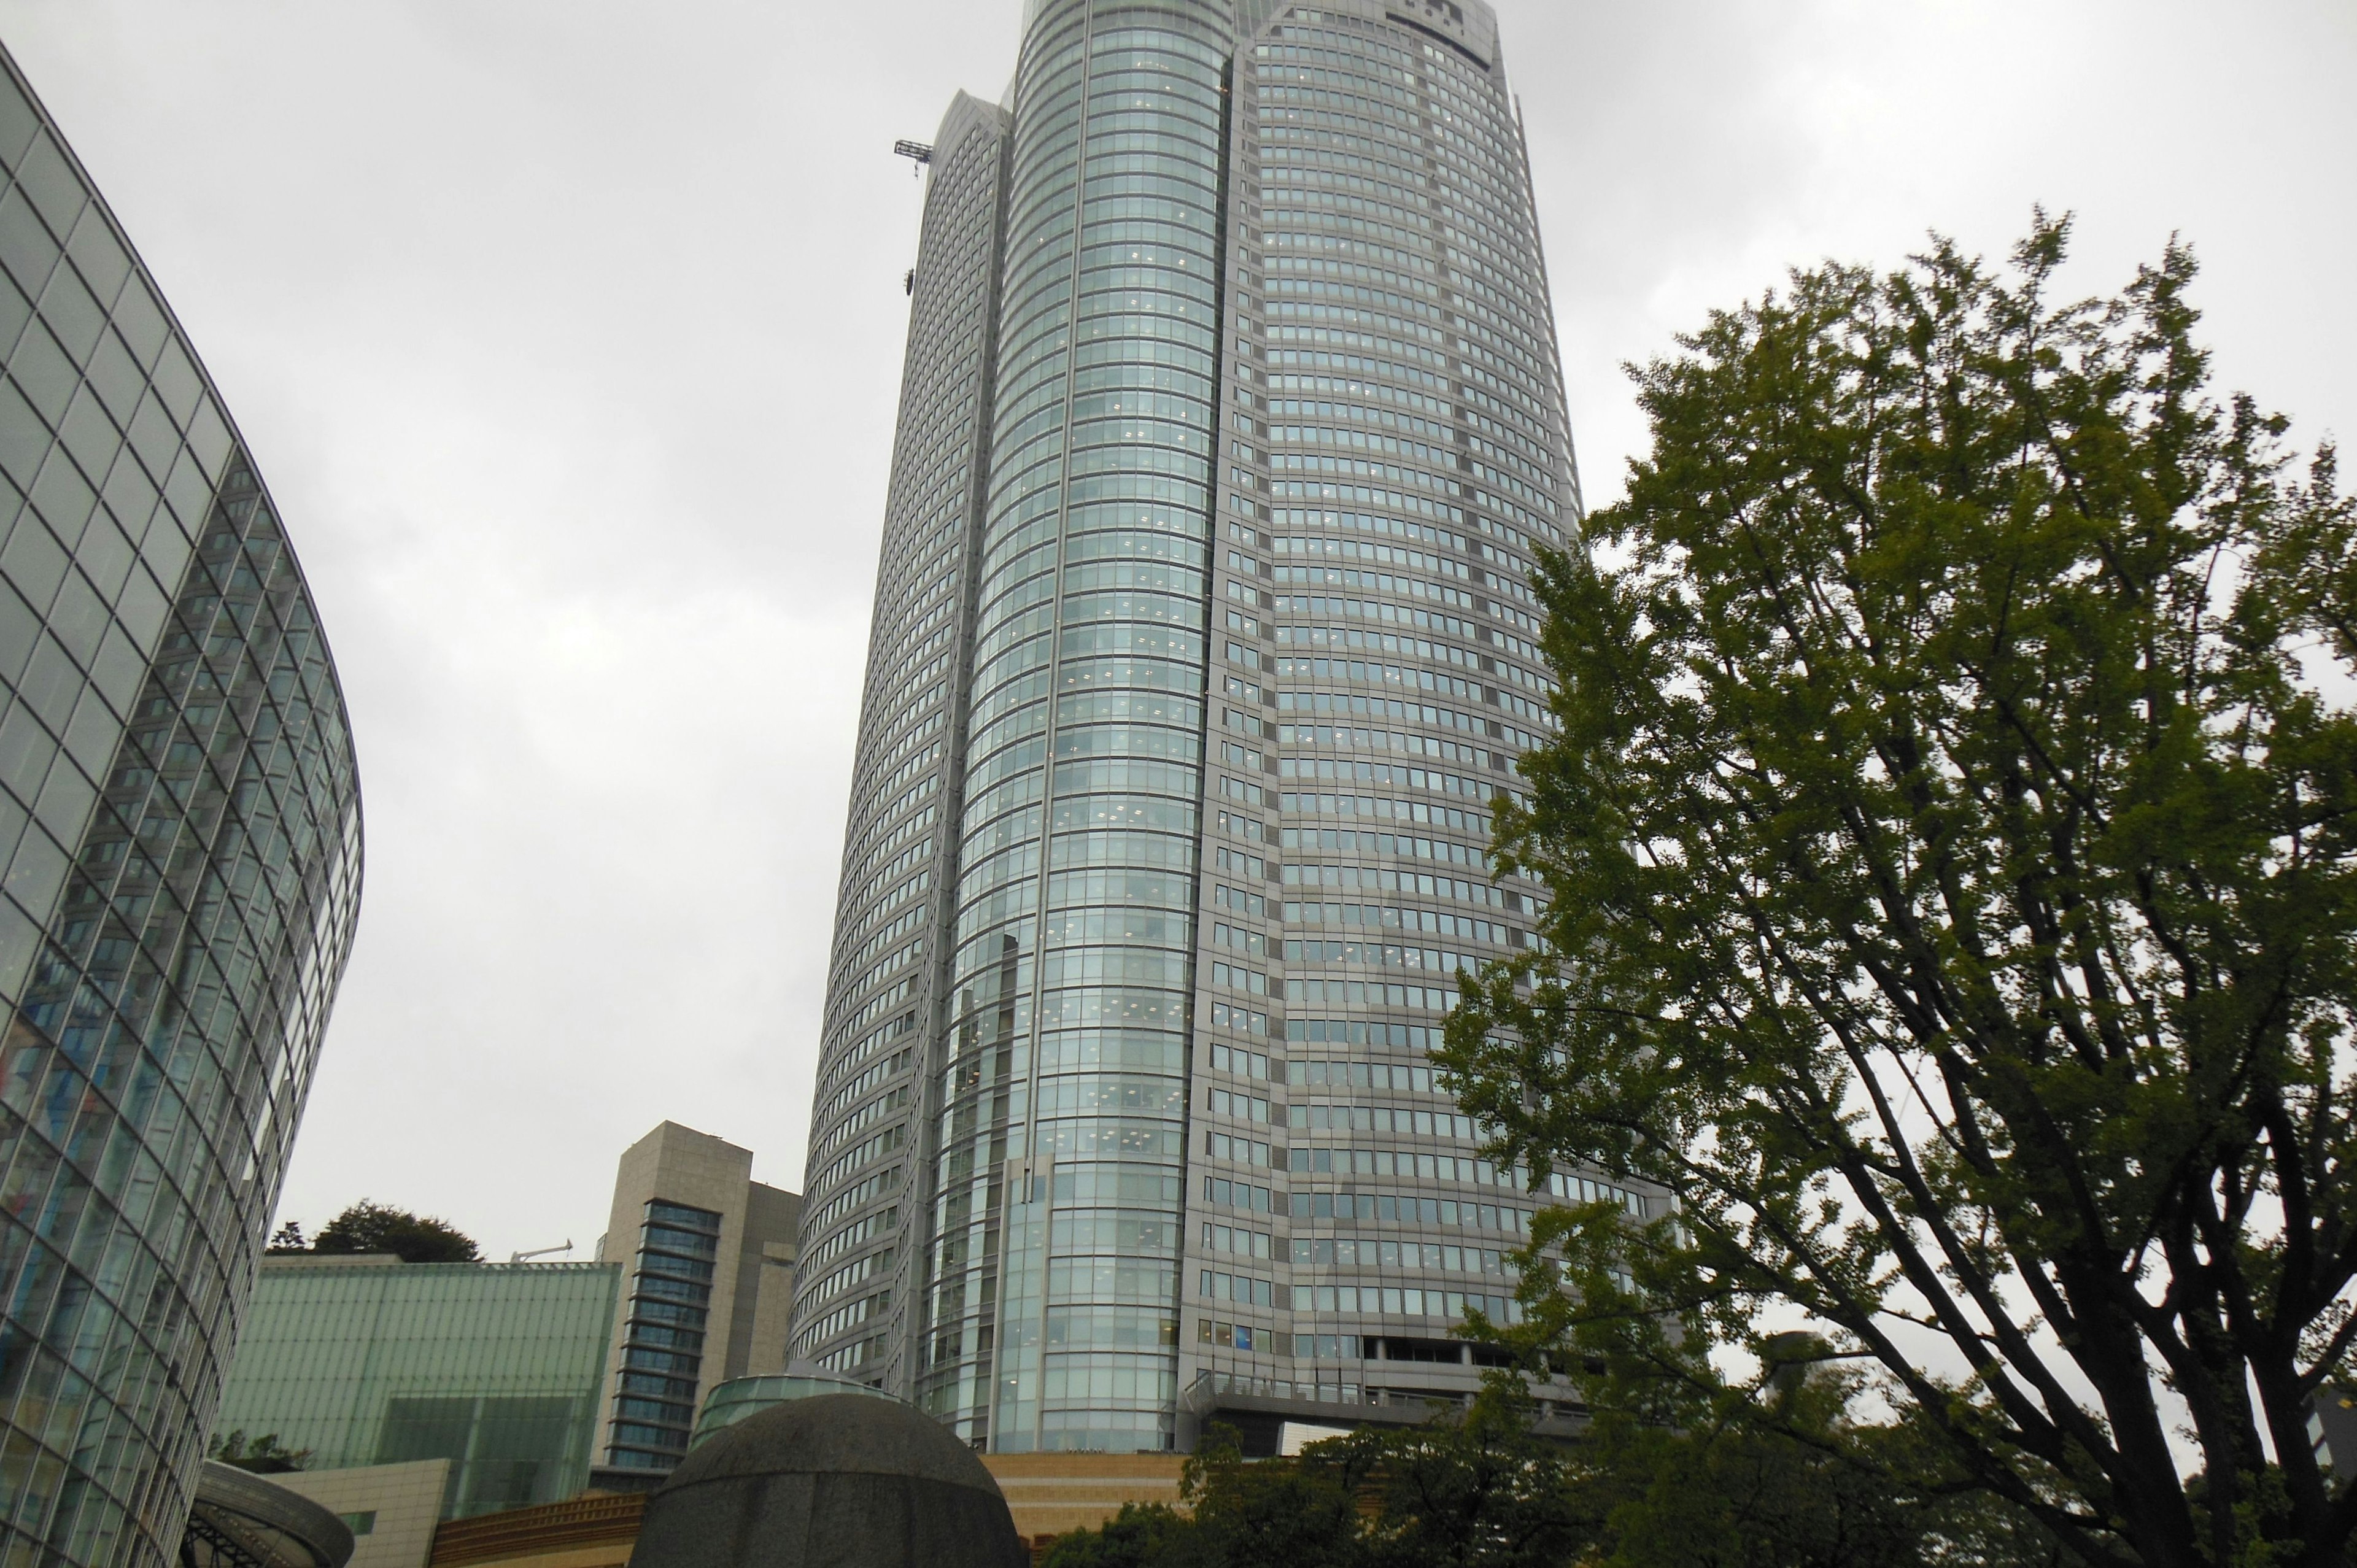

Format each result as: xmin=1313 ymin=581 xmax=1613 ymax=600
xmin=646 ymin=1200 xmax=721 ymax=1231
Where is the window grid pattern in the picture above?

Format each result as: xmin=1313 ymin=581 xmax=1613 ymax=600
xmin=792 ymin=93 xmax=1010 ymax=1388
xmin=603 ymin=1203 xmax=717 ymax=1470
xmin=0 ymin=45 xmax=363 ymax=1568
xmin=919 ymin=0 xmax=1231 ymax=1458
xmin=1183 ymin=0 xmax=1638 ymax=1415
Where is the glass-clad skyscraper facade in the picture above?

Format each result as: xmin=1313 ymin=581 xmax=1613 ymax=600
xmin=795 ymin=0 xmax=1657 ymax=1453
xmin=0 ymin=43 xmax=365 ymax=1568
xmin=790 ymin=91 xmax=1008 ymax=1395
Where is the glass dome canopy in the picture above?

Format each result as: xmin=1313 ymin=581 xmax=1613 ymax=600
xmin=689 ymin=1373 xmax=901 ymax=1450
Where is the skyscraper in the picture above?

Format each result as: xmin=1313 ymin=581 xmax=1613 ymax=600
xmin=795 ymin=0 xmax=1654 ymax=1454
xmin=0 ymin=43 xmax=364 ymax=1568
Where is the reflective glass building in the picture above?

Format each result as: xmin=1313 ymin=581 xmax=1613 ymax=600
xmin=0 ymin=43 xmax=365 ymax=1568
xmin=794 ymin=0 xmax=1658 ymax=1453
xmin=211 ymin=1260 xmax=617 ymax=1521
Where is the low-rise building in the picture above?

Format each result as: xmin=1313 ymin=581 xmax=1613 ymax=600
xmin=263 ymin=1461 xmax=449 ymax=1568
xmin=211 ymin=1256 xmax=621 ymax=1519
xmin=183 ymin=1463 xmax=357 ymax=1568
xmin=410 ymin=1452 xmax=1177 ymax=1568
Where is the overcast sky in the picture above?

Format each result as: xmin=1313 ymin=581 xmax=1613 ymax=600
xmin=0 ymin=1 xmax=2345 ymax=1261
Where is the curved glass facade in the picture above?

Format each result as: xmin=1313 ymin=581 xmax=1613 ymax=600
xmin=929 ymin=0 xmax=1231 ymax=1456
xmin=0 ymin=45 xmax=364 ymax=1568
xmin=799 ymin=0 xmax=1659 ymax=1454
xmin=793 ymin=91 xmax=1010 ymax=1397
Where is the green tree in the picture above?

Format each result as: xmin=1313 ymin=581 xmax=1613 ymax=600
xmin=1171 ymin=1423 xmax=1371 ymax=1568
xmin=1042 ymin=1397 xmax=2057 ymax=1568
xmin=1584 ymin=1357 xmax=2070 ymax=1568
xmin=1315 ymin=1400 xmax=1591 ymax=1568
xmin=1439 ymin=215 xmax=2357 ymax=1568
xmin=306 ymin=1200 xmax=479 ymax=1263
xmin=208 ymin=1430 xmax=310 ymax=1474
xmin=1040 ymin=1501 xmax=1195 ymax=1568
xmin=1042 ymin=1423 xmax=1366 ymax=1568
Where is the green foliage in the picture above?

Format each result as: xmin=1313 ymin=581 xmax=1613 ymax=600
xmin=1584 ymin=1365 xmax=2070 ymax=1568
xmin=1314 ymin=1400 xmax=1591 ymax=1568
xmin=1042 ymin=1399 xmax=2060 ymax=1568
xmin=1438 ymin=215 xmax=2357 ymax=1568
xmin=208 ymin=1430 xmax=310 ymax=1474
xmin=297 ymin=1201 xmax=480 ymax=1263
xmin=1168 ymin=1424 xmax=1372 ymax=1568
xmin=1045 ymin=1412 xmax=1563 ymax=1568
xmin=1040 ymin=1503 xmax=1194 ymax=1568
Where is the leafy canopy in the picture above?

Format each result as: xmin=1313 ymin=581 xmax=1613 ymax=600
xmin=207 ymin=1430 xmax=310 ymax=1475
xmin=271 ymin=1201 xmax=480 ymax=1264
xmin=1044 ymin=1405 xmax=1585 ymax=1568
xmin=1042 ymin=1395 xmax=2056 ymax=1568
xmin=1440 ymin=215 xmax=2357 ymax=1568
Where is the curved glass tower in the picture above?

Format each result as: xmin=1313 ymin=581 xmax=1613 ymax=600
xmin=790 ymin=90 xmax=1009 ymax=1397
xmin=0 ymin=45 xmax=364 ymax=1568
xmin=940 ymin=0 xmax=1230 ymax=1457
xmin=798 ymin=0 xmax=1656 ymax=1453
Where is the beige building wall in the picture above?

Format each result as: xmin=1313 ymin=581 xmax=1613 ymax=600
xmin=268 ymin=1459 xmax=451 ymax=1568
xmin=425 ymin=1492 xmax=644 ymax=1568
xmin=590 ymin=1123 xmax=800 ymax=1474
xmin=980 ymin=1453 xmax=1185 ymax=1543
xmin=742 ymin=1237 xmax=799 ymax=1381
xmin=724 ymin=1183 xmax=802 ymax=1379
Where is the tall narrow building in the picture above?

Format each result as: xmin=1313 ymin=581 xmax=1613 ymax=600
xmin=589 ymin=1122 xmax=801 ymax=1484
xmin=0 ymin=41 xmax=363 ymax=1568
xmin=794 ymin=0 xmax=1657 ymax=1454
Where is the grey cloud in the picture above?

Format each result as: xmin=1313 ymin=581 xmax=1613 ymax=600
xmin=0 ymin=0 xmax=2342 ymax=1257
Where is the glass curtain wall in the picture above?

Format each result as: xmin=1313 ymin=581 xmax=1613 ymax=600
xmin=0 ymin=44 xmax=363 ymax=1568
xmin=921 ymin=0 xmax=1229 ymax=1456
xmin=209 ymin=1261 xmax=617 ymax=1520
xmin=792 ymin=93 xmax=1008 ymax=1389
xmin=601 ymin=1202 xmax=718 ymax=1472
xmin=1184 ymin=0 xmax=1602 ymax=1410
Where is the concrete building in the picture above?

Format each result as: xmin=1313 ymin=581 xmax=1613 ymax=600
xmin=0 ymin=39 xmax=364 ymax=1568
xmin=792 ymin=0 xmax=1663 ymax=1454
xmin=209 ymin=1257 xmax=619 ymax=1521
xmin=588 ymin=1124 xmax=800 ymax=1484
xmin=265 ymin=1461 xmax=451 ymax=1568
